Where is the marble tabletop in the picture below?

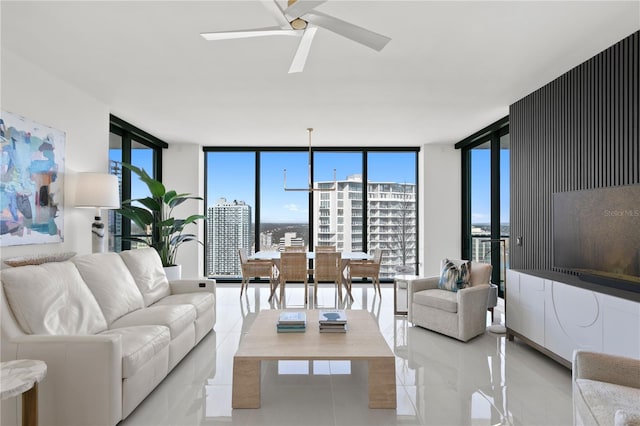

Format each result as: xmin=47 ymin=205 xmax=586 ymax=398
xmin=0 ymin=359 xmax=47 ymax=400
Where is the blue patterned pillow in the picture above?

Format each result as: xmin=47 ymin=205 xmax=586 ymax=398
xmin=438 ymin=259 xmax=472 ymax=292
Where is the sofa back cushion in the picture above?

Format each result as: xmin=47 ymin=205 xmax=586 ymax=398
xmin=470 ymin=262 xmax=492 ymax=286
xmin=119 ymin=248 xmax=170 ymax=306
xmin=73 ymin=253 xmax=145 ymax=324
xmin=0 ymin=262 xmax=108 ymax=335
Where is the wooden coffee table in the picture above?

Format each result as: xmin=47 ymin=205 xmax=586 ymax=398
xmin=232 ymin=309 xmax=396 ymax=409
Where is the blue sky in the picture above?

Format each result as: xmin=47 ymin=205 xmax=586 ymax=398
xmin=207 ymin=151 xmax=417 ymax=223
xmin=471 ymin=148 xmax=510 ymax=224
xmin=112 ymin=148 xmax=509 ymax=225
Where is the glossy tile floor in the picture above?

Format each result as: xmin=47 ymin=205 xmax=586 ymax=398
xmin=120 ymin=284 xmax=573 ymax=426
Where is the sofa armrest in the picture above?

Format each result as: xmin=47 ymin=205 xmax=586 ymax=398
xmin=573 ymin=350 xmax=640 ymax=389
xmin=169 ymin=278 xmax=216 ymax=296
xmin=408 ymin=276 xmax=439 ymax=294
xmin=407 ymin=277 xmax=439 ymax=322
xmin=7 ymin=334 xmax=122 ymax=426
xmin=457 ymin=284 xmax=490 ymax=341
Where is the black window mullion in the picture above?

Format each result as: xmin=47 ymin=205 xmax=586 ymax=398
xmin=362 ymin=151 xmax=368 ymax=254
xmin=255 ymin=151 xmax=261 ymax=252
xmin=490 ymin=133 xmax=501 ymax=288
xmin=121 ymin=133 xmax=132 ymax=251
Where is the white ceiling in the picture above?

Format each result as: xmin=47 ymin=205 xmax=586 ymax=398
xmin=2 ymin=1 xmax=639 ymax=147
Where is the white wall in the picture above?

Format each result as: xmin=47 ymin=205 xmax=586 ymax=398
xmin=421 ymin=144 xmax=462 ymax=276
xmin=0 ymin=49 xmax=110 ymax=263
xmin=162 ymin=143 xmax=205 ymax=278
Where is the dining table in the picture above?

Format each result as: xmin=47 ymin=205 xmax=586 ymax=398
xmin=249 ymin=251 xmax=371 ymax=301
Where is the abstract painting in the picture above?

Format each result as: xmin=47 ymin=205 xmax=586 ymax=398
xmin=0 ymin=110 xmax=65 ymax=246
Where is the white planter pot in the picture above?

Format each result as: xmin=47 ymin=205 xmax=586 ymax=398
xmin=163 ymin=265 xmax=182 ymax=281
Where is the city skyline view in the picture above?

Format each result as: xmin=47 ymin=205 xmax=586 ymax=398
xmin=110 ymin=149 xmax=507 ymax=230
xmin=109 ymin=148 xmax=509 ymax=282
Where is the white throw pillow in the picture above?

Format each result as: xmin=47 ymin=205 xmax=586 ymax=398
xmin=438 ymin=258 xmax=471 ymax=292
xmin=1 ymin=262 xmax=108 ymax=335
xmin=120 ymin=248 xmax=171 ymax=306
xmin=73 ymin=253 xmax=145 ymax=324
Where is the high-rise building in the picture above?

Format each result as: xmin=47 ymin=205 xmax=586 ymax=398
xmin=278 ymin=232 xmax=305 ymax=251
xmin=313 ymin=175 xmax=417 ymax=278
xmin=207 ymin=198 xmax=251 ymax=277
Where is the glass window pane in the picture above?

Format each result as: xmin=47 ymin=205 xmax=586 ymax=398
xmin=130 ymin=140 xmax=154 ymax=247
xmin=260 ymin=152 xmax=309 ymax=251
xmin=206 ymin=152 xmax=255 ymax=278
xmin=313 ymin=152 xmax=362 ymax=252
xmin=500 ymin=133 xmax=510 ymax=293
xmin=470 ymin=141 xmax=492 ymax=264
xmin=367 ymin=152 xmax=417 ymax=278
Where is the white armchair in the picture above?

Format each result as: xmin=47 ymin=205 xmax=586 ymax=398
xmin=408 ymin=262 xmax=492 ymax=342
xmin=572 ymin=350 xmax=640 ymax=426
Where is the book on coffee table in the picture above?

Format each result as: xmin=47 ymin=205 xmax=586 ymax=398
xmin=278 ymin=311 xmax=306 ymax=325
xmin=277 ymin=311 xmax=306 ymax=333
xmin=318 ymin=309 xmax=347 ymax=325
xmin=319 ymin=324 xmax=348 ymax=333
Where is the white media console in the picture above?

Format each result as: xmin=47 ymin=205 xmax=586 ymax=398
xmin=505 ymin=270 xmax=640 ymax=368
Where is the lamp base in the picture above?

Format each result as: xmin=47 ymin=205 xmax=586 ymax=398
xmin=488 ymin=324 xmax=506 ymax=334
xmin=91 ymin=216 xmax=106 ymax=253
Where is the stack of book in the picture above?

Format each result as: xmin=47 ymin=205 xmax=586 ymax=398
xmin=318 ymin=309 xmax=348 ymax=333
xmin=277 ymin=311 xmax=307 ymax=333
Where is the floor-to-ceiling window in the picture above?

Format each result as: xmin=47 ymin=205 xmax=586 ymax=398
xmin=204 ymin=147 xmax=419 ymax=281
xmin=205 ymin=152 xmax=255 ymax=278
xmin=458 ymin=117 xmax=509 ymax=297
xmin=312 ymin=151 xmax=363 ymax=253
xmin=108 ymin=115 xmax=167 ymax=252
xmin=367 ymin=152 xmax=418 ymax=278
xmin=261 ymin=152 xmax=310 ymax=251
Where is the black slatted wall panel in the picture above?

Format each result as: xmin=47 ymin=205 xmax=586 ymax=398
xmin=510 ymin=31 xmax=640 ymax=271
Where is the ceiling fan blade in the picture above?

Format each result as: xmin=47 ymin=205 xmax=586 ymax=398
xmin=303 ymin=10 xmax=391 ymax=51
xmin=289 ymin=26 xmax=318 ymax=73
xmin=284 ymin=0 xmax=327 ymax=19
xmin=201 ymin=27 xmax=300 ymax=41
xmin=261 ymin=0 xmax=291 ymax=28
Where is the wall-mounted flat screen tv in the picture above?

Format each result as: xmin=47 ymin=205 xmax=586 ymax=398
xmin=553 ymin=184 xmax=640 ymax=292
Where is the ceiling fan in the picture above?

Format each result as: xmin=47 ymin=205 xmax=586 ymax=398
xmin=200 ymin=0 xmax=391 ymax=73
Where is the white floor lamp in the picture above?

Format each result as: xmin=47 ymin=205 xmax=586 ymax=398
xmin=75 ymin=173 xmax=120 ymax=253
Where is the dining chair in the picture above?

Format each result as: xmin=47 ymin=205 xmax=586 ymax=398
xmin=312 ymin=251 xmax=342 ymax=301
xmin=348 ymin=248 xmax=383 ymax=296
xmin=315 ymin=245 xmax=336 ymax=252
xmin=238 ymin=248 xmax=275 ymax=297
xmin=283 ymin=245 xmax=306 ymax=252
xmin=274 ymin=252 xmax=310 ymax=304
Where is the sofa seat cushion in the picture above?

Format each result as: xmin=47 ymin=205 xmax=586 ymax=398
xmin=413 ymin=289 xmax=458 ymax=313
xmin=120 ymin=248 xmax=171 ymax=307
xmin=111 ymin=305 xmax=196 ymax=339
xmin=1 ymin=262 xmax=108 ymax=335
xmin=152 ymin=292 xmax=215 ymax=318
xmin=99 ymin=325 xmax=170 ymax=378
xmin=575 ymin=378 xmax=640 ymax=425
xmin=73 ymin=253 xmax=145 ymax=324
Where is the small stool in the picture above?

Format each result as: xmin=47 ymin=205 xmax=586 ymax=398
xmin=1 ymin=359 xmax=47 ymax=426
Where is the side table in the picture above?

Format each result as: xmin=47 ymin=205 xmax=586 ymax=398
xmin=1 ymin=359 xmax=47 ymax=426
xmin=394 ymin=274 xmax=423 ymax=315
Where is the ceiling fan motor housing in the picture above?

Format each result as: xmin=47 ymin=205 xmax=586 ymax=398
xmin=290 ymin=17 xmax=307 ymax=30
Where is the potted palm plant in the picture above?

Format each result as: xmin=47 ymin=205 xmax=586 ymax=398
xmin=117 ymin=163 xmax=206 ymax=279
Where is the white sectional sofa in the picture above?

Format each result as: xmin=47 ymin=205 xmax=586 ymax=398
xmin=0 ymin=248 xmax=216 ymax=426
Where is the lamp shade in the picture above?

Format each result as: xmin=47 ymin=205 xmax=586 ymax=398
xmin=75 ymin=173 xmax=121 ymax=209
